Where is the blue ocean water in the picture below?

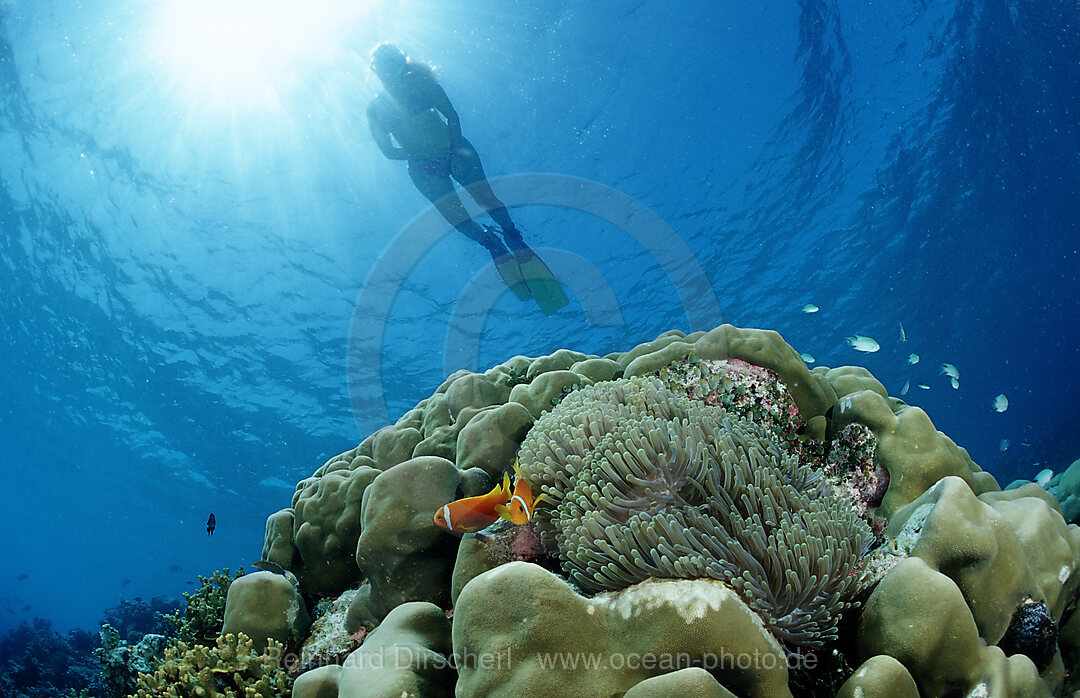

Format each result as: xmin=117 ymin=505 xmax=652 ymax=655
xmin=0 ymin=0 xmax=1076 ymax=644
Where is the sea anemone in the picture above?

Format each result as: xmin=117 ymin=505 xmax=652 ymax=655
xmin=518 ymin=375 xmax=874 ymax=648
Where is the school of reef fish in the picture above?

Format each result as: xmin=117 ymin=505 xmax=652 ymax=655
xmin=207 ymin=324 xmax=1080 ymax=697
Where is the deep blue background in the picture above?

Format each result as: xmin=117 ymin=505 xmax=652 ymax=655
xmin=1 ymin=0 xmax=1077 ymax=633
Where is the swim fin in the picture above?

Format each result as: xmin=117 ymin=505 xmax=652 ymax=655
xmin=493 ymin=253 xmax=532 ymax=301
xmin=514 ymin=246 xmax=568 ymax=315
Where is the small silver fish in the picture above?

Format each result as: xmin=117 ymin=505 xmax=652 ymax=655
xmin=941 ymin=363 xmax=959 ymax=380
xmin=899 ymin=322 xmax=907 ymax=342
xmin=917 ymin=382 xmax=931 ymax=390
xmin=800 ymin=352 xmax=815 ymax=364
xmin=847 ymin=335 xmax=880 ymax=353
xmin=993 ymin=394 xmax=1009 ymax=412
xmin=908 ymin=353 xmax=920 ymax=365
xmin=802 ymin=304 xmax=819 ymax=314
xmin=901 ymin=380 xmax=910 ymax=396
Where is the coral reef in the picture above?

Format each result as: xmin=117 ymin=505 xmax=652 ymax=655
xmin=100 ymin=595 xmax=181 ymax=644
xmin=623 ymin=668 xmax=736 ymax=697
xmin=166 ymin=568 xmax=245 ymax=646
xmin=245 ymin=324 xmax=1080 ymax=697
xmin=858 ymin=556 xmax=1042 ymax=696
xmin=132 ymin=632 xmax=291 ymax=697
xmin=0 ymin=618 xmax=103 ymax=698
xmin=857 ymin=476 xmax=1080 ymax=694
xmin=94 ymin=623 xmax=170 ymax=697
xmin=821 ymin=382 xmax=998 ymax=519
xmin=449 ymin=519 xmax=557 ymax=607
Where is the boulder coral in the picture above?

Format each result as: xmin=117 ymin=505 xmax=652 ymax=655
xmin=834 ymin=654 xmax=919 ymax=698
xmin=292 ymin=602 xmax=454 ymax=698
xmin=250 ymin=324 xmax=1080 ymax=697
xmin=289 ymin=464 xmax=379 ymax=595
xmin=1041 ymin=456 xmax=1080 ymax=524
xmin=345 ymin=456 xmax=491 ymax=628
xmin=453 ymin=562 xmax=791 ymax=698
xmin=859 ymin=475 xmax=1080 ymax=694
xmin=824 ymin=384 xmax=999 ymax=519
xmin=222 ymin=570 xmax=309 ymax=651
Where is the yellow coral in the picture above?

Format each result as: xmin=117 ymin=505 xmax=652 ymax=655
xmin=133 ymin=633 xmax=291 ymax=697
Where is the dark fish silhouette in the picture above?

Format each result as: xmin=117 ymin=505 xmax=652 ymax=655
xmin=252 ymin=560 xmax=287 ymax=575
xmin=16 ymin=573 xmax=28 ymax=582
xmin=121 ymin=578 xmax=131 ymax=586
xmin=206 ymin=513 xmax=216 ymax=536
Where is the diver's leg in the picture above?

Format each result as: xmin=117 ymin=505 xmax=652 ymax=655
xmin=409 ymin=165 xmax=506 ymax=257
xmin=451 ymin=140 xmax=525 ymax=250
xmin=409 ymin=161 xmax=529 ymax=297
xmin=409 ymin=167 xmax=468 ymax=229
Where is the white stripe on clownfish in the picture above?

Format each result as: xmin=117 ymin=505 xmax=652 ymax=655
xmin=510 ymin=494 xmax=531 ymax=521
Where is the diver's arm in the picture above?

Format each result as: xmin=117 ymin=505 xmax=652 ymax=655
xmin=426 ymin=82 xmax=463 ymax=143
xmin=366 ymin=102 xmax=409 ymax=160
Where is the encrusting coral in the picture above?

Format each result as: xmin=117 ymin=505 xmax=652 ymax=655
xmin=297 ymin=589 xmax=364 ymax=673
xmin=516 ymin=374 xmax=874 ymax=647
xmin=659 ymin=356 xmax=802 ymax=437
xmin=133 ymin=632 xmax=291 ymax=697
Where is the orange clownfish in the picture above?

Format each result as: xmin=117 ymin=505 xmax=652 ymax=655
xmin=494 ymin=460 xmax=548 ymax=525
xmin=434 ymin=473 xmax=511 ymax=534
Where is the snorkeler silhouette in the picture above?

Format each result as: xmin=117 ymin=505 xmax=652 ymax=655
xmin=367 ymin=43 xmax=567 ymax=314
xmin=206 ymin=513 xmax=216 ymax=536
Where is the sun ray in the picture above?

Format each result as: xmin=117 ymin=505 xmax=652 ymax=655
xmin=145 ymin=0 xmax=378 ymax=112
